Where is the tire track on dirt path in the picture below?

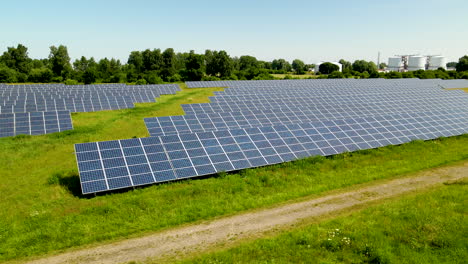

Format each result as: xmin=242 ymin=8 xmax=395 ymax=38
xmin=26 ymin=161 xmax=468 ymax=264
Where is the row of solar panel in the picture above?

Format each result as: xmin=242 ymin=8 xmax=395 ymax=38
xmin=76 ymin=109 xmax=468 ymax=194
xmin=0 ymin=111 xmax=73 ymax=137
xmin=186 ymin=78 xmax=468 ymax=89
xmin=145 ymin=98 xmax=468 ymax=137
xmin=185 ymin=78 xmax=426 ymax=88
xmin=0 ymin=84 xmax=180 ymax=137
xmin=182 ymin=92 xmax=468 ymax=115
xmin=212 ymin=83 xmax=441 ymax=93
xmin=0 ymin=86 xmax=180 ymax=114
xmin=209 ymin=89 xmax=465 ymax=103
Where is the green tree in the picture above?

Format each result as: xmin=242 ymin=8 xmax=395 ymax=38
xmin=319 ymin=62 xmax=339 ymax=74
xmin=28 ymin=67 xmax=53 ymax=83
xmin=338 ymin=59 xmax=352 ymax=72
xmin=142 ymin=49 xmax=163 ymax=72
xmin=161 ymin=48 xmax=176 ymax=80
xmin=205 ymin=50 xmax=233 ymax=78
xmin=0 ymin=65 xmax=18 ymax=82
xmin=144 ymin=71 xmax=164 ymax=84
xmin=127 ymin=51 xmax=144 ymax=73
xmin=72 ymin=56 xmax=97 ymax=82
xmin=0 ymin=44 xmax=32 ymax=74
xmin=379 ymin=63 xmax=387 ymax=70
xmin=83 ymin=67 xmax=97 ymax=84
xmin=352 ymin=60 xmax=377 ymax=73
xmin=271 ymin=59 xmax=292 ymax=72
xmin=48 ymin=45 xmax=72 ymax=78
xmin=183 ymin=50 xmax=204 ymax=81
xmin=292 ymin=59 xmax=306 ymax=74
xmin=446 ymin=61 xmax=457 ymax=68
xmin=239 ymin=56 xmax=258 ymax=71
xmin=455 ymin=55 xmax=468 ymax=72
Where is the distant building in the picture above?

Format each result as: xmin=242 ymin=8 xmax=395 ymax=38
xmin=387 ymin=55 xmax=447 ymax=72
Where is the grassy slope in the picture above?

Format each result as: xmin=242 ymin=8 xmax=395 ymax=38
xmin=0 ymin=85 xmax=468 ymax=261
xmin=182 ymin=180 xmax=468 ymax=264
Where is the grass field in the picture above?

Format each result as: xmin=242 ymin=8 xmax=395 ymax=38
xmin=181 ymin=179 xmax=467 ymax=264
xmin=1 ymin=85 xmax=468 ymax=262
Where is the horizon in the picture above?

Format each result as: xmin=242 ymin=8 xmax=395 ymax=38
xmin=1 ymin=0 xmax=467 ymax=64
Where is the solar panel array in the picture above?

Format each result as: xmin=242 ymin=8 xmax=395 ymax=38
xmin=75 ymin=79 xmax=468 ymax=194
xmin=0 ymin=110 xmax=72 ymax=137
xmin=0 ymin=83 xmax=180 ymax=137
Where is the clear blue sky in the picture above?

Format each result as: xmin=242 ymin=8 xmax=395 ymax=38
xmin=1 ymin=0 xmax=467 ymax=64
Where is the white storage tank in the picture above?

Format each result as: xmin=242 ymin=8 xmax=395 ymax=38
xmin=388 ymin=57 xmax=403 ymax=71
xmin=408 ymin=56 xmax=426 ymax=71
xmin=428 ymin=56 xmax=447 ymax=70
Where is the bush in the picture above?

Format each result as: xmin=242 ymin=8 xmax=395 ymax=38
xmin=64 ymin=79 xmax=79 ymax=85
xmin=168 ymin=74 xmax=182 ymax=82
xmin=202 ymin=75 xmax=221 ymax=81
xmin=135 ymin=78 xmax=147 ymax=85
xmin=387 ymin=71 xmax=402 ymax=79
xmin=328 ymin=71 xmax=344 ymax=79
xmin=28 ymin=68 xmax=53 ymax=83
xmin=145 ymin=71 xmax=164 ymax=84
xmin=0 ymin=66 xmax=18 ymax=83
xmin=51 ymin=76 xmax=63 ymax=83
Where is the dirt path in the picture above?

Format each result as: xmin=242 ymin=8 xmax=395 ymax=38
xmin=27 ymin=162 xmax=468 ymax=264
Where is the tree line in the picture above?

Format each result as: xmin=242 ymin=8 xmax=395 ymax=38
xmin=0 ymin=44 xmax=467 ymax=84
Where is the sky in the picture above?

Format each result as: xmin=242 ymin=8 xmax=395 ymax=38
xmin=1 ymin=0 xmax=467 ymax=64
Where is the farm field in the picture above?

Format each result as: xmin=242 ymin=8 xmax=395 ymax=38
xmin=1 ymin=83 xmax=468 ymax=262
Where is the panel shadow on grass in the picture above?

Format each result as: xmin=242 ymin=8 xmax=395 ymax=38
xmin=48 ymin=170 xmax=84 ymax=198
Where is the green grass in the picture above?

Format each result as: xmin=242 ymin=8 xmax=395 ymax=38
xmin=181 ymin=179 xmax=468 ymax=264
xmin=0 ymin=84 xmax=468 ymax=262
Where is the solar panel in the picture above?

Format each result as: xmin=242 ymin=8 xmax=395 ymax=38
xmin=73 ymin=79 xmax=468 ymax=194
xmin=0 ymin=110 xmax=73 ymax=137
xmin=76 ymin=109 xmax=468 ymax=194
xmin=145 ymin=97 xmax=468 ymax=137
xmin=0 ymin=83 xmax=180 ymax=137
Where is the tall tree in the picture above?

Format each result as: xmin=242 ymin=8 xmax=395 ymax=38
xmin=352 ymin=60 xmax=377 ymax=73
xmin=319 ymin=62 xmax=339 ymax=74
xmin=455 ymin=55 xmax=468 ymax=72
xmin=271 ymin=59 xmax=292 ymax=72
xmin=184 ymin=50 xmax=204 ymax=81
xmin=292 ymin=59 xmax=306 ymax=74
xmin=338 ymin=59 xmax=352 ymax=72
xmin=205 ymin=50 xmax=233 ymax=78
xmin=72 ymin=56 xmax=97 ymax=82
xmin=49 ymin=45 xmax=72 ymax=78
xmin=239 ymin=55 xmax=258 ymax=71
xmin=1 ymin=44 xmax=32 ymax=74
xmin=142 ymin=49 xmax=163 ymax=72
xmin=161 ymin=48 xmax=176 ymax=80
xmin=127 ymin=51 xmax=144 ymax=73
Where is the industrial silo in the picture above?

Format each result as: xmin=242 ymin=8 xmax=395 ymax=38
xmin=428 ymin=56 xmax=447 ymax=70
xmin=388 ymin=57 xmax=403 ymax=71
xmin=408 ymin=56 xmax=427 ymax=71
